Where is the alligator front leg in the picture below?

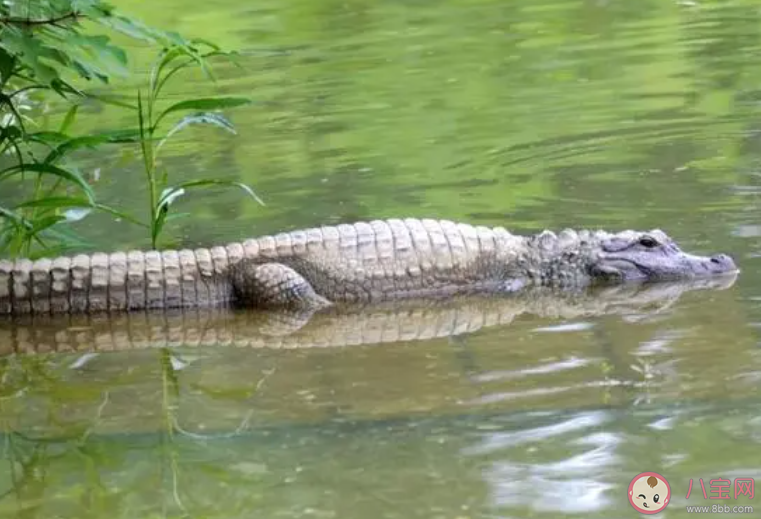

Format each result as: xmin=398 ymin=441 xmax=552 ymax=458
xmin=230 ymin=260 xmax=333 ymax=310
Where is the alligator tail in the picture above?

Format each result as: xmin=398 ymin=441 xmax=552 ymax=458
xmin=0 ymin=245 xmax=242 ymax=315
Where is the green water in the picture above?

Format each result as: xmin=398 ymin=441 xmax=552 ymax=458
xmin=2 ymin=0 xmax=761 ymax=517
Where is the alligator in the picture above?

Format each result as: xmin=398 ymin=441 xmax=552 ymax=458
xmin=0 ymin=275 xmax=737 ymax=356
xmin=0 ymin=218 xmax=738 ymax=316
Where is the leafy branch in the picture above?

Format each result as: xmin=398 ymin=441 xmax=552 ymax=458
xmin=0 ymin=1 xmax=264 ymax=258
xmin=132 ymin=42 xmax=263 ymax=249
xmin=0 ymin=12 xmax=82 ymax=27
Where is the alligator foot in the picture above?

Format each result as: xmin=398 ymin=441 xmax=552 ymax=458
xmin=256 ymin=308 xmax=320 ymax=337
xmin=230 ymin=260 xmax=333 ymax=310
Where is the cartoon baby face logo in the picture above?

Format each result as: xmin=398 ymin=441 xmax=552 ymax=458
xmin=628 ymin=472 xmax=670 ymax=514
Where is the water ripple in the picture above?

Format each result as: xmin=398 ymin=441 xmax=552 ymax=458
xmin=472 ymin=357 xmax=596 ymax=383
xmin=462 ymin=411 xmax=609 ymax=455
xmin=471 ymin=416 xmax=622 ymax=513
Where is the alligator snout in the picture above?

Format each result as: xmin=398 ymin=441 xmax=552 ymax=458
xmin=705 ymin=253 xmax=737 ymax=274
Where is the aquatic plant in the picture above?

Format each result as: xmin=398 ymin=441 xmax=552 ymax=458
xmin=0 ymin=0 xmax=261 ymax=257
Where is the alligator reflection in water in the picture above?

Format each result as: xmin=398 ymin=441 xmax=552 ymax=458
xmin=0 ymin=274 xmax=737 ymax=355
xmin=0 ymin=274 xmax=755 ymax=519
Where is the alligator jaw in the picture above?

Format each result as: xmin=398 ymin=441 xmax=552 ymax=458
xmin=590 ymin=254 xmax=739 ymax=283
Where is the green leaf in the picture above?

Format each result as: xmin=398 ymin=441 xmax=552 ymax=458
xmin=25 ymin=131 xmax=71 ymax=147
xmin=149 ymin=180 xmax=264 ymax=246
xmin=31 ymin=215 xmax=67 ymax=233
xmin=15 ymin=196 xmax=93 ymax=210
xmin=154 ymin=56 xmax=198 ymax=99
xmin=0 ymin=163 xmax=94 ymax=202
xmin=92 ymin=203 xmax=148 ymax=228
xmin=164 ymin=179 xmax=265 ymax=207
xmin=50 ymin=79 xmax=85 ymax=98
xmin=1 ymin=125 xmax=24 ymax=142
xmin=1 ymin=27 xmax=62 ymax=84
xmin=156 ymin=112 xmax=236 ymax=154
xmin=0 ymin=48 xmax=14 ymax=84
xmin=152 ymin=46 xmax=235 ymax=99
xmin=150 ymin=46 xmax=187 ymax=96
xmin=69 ymin=33 xmax=130 ymax=77
xmin=33 ymin=29 xmax=130 ymax=84
xmin=0 ymin=206 xmax=33 ymax=230
xmin=62 ymin=207 xmax=92 ymax=222
xmin=154 ymin=97 xmax=251 ymax=128
xmin=43 ymin=130 xmax=141 ymax=164
xmin=59 ymin=104 xmax=80 ymax=134
xmin=37 ymin=225 xmax=93 ymax=253
xmin=151 ymin=202 xmax=170 ymax=248
xmin=157 ymin=187 xmax=186 ymax=208
xmin=72 ymin=0 xmax=112 ymax=18
xmin=96 ymin=14 xmax=162 ymax=43
xmin=165 ymin=211 xmax=191 ymax=222
xmin=136 ymin=91 xmax=154 ymax=189
xmin=96 ymin=13 xmax=188 ymax=47
xmin=152 ymin=186 xmax=186 ymax=243
xmin=190 ymin=38 xmax=222 ymax=53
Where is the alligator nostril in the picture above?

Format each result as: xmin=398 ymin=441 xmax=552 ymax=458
xmin=708 ymin=254 xmax=737 ymax=271
xmin=710 ymin=253 xmax=731 ymax=264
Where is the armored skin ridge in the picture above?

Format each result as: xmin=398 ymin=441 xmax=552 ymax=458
xmin=0 ymin=218 xmax=738 ymax=316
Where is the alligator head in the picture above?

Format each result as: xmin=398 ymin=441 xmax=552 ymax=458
xmin=588 ymin=229 xmax=738 ymax=283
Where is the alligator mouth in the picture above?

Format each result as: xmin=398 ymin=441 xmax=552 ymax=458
xmin=590 ymin=259 xmax=649 ymax=282
xmin=592 ymin=254 xmax=739 ymax=282
xmin=592 ymin=254 xmax=739 ymax=283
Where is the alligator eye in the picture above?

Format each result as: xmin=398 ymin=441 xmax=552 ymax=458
xmin=638 ymin=236 xmax=659 ymax=248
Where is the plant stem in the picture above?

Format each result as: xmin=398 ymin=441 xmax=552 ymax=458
xmin=0 ymin=12 xmax=82 ymax=27
xmin=137 ymin=91 xmax=158 ymax=248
